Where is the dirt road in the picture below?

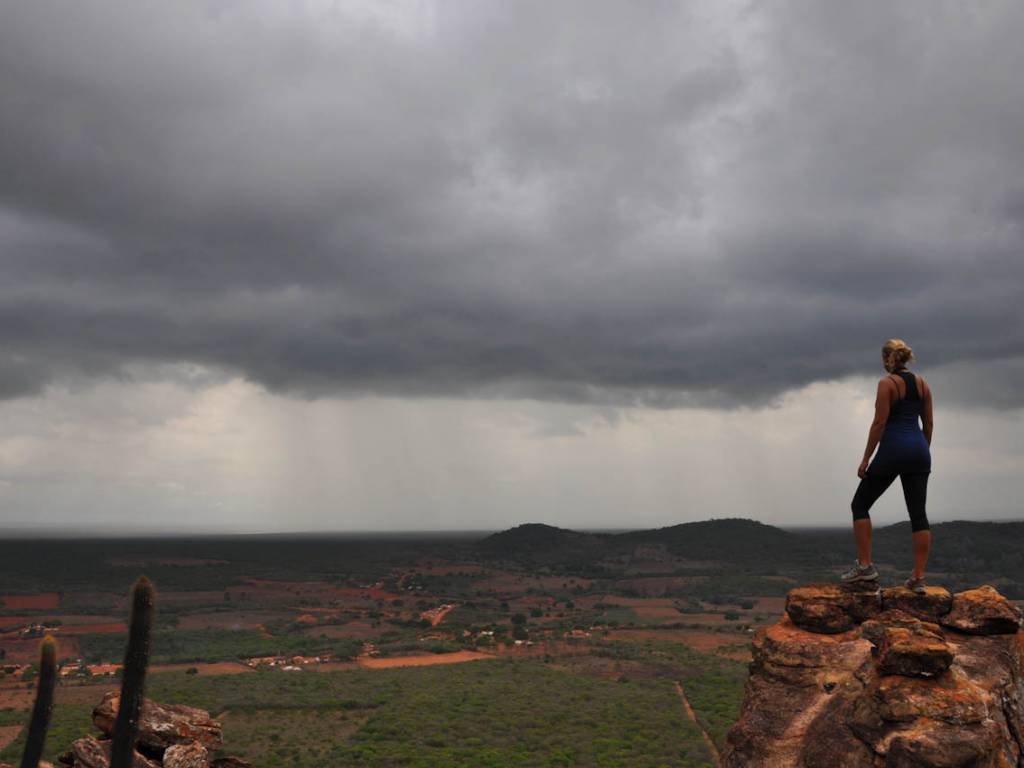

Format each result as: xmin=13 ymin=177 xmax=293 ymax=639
xmin=675 ymin=680 xmax=720 ymax=767
xmin=356 ymin=651 xmax=494 ymax=669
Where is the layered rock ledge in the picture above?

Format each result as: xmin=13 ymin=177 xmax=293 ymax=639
xmin=722 ymin=582 xmax=1024 ymax=767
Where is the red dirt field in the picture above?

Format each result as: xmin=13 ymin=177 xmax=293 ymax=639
xmin=0 ymin=725 xmax=22 ymax=750
xmin=60 ymin=593 xmax=126 ymax=612
xmin=752 ymin=596 xmax=787 ymax=614
xmin=176 ymin=610 xmax=298 ymax=631
xmin=472 ymin=574 xmax=593 ymax=592
xmin=611 ymin=577 xmax=708 ymax=597
xmin=356 ymin=650 xmax=494 ymax=669
xmin=29 ymin=614 xmax=123 ymax=627
xmin=0 ymin=594 xmax=60 ymax=610
xmin=0 ymin=689 xmax=31 ymax=709
xmin=398 ymin=562 xmax=487 ymax=576
xmin=607 ymin=627 xmax=753 ymax=659
xmin=0 ymin=636 xmax=81 ymax=664
xmin=149 ymin=662 xmax=254 ymax=676
xmin=158 ymin=591 xmax=235 ymax=608
xmin=670 ymin=612 xmax=738 ymax=624
xmin=487 ymin=640 xmax=595 ymax=659
xmin=590 ymin=596 xmax=693 ymax=622
xmin=311 ymin=661 xmax=361 ymax=672
xmin=0 ymin=679 xmax=118 ymax=710
xmin=53 ymin=622 xmax=126 ymax=636
xmin=223 ymin=580 xmax=404 ymax=604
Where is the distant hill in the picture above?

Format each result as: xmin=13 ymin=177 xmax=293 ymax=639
xmin=477 ymin=523 xmax=607 ymax=557
xmin=476 ymin=517 xmax=825 ymax=568
xmin=616 ymin=517 xmax=821 ymax=563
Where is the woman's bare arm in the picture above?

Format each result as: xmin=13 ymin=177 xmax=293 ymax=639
xmin=920 ymin=376 xmax=933 ymax=446
xmin=862 ymin=379 xmax=893 ymax=462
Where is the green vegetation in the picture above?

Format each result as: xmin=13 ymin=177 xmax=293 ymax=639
xmin=77 ymin=629 xmax=363 ymax=664
xmin=683 ymin=668 xmax=747 ymax=750
xmin=0 ymin=704 xmax=94 ymax=765
xmin=3 ymin=656 xmax=724 ymax=767
xmin=149 ymin=659 xmax=718 ymax=767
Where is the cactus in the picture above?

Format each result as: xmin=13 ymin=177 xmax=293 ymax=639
xmin=109 ymin=576 xmax=156 ymax=768
xmin=19 ymin=635 xmax=57 ymax=768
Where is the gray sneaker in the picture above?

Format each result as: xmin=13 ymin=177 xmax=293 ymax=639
xmin=840 ymin=560 xmax=878 ymax=583
xmin=904 ymin=575 xmax=927 ymax=595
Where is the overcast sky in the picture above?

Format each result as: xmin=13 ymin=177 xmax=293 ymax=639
xmin=1 ymin=1 xmax=1022 ymax=533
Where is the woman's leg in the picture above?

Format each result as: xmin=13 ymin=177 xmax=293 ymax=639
xmin=900 ymin=472 xmax=931 ymax=577
xmin=854 ymin=518 xmax=872 ymax=565
xmin=851 ymin=469 xmax=896 ymax=565
xmin=911 ymin=530 xmax=930 ymax=578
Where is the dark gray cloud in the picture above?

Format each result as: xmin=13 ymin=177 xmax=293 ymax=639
xmin=2 ymin=0 xmax=1023 ymax=409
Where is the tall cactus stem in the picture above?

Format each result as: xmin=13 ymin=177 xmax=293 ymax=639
xmin=20 ymin=634 xmax=58 ymax=768
xmin=110 ymin=576 xmax=155 ymax=768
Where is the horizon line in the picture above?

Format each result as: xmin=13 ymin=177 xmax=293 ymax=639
xmin=1 ymin=516 xmax=1021 ymax=539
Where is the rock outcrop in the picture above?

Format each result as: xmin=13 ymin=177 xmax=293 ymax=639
xmin=722 ymin=583 xmax=1024 ymax=767
xmin=92 ymin=693 xmax=225 ymax=754
xmin=42 ymin=692 xmax=250 ymax=768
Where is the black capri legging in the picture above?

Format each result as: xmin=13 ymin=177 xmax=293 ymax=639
xmin=851 ymin=469 xmax=930 ymax=532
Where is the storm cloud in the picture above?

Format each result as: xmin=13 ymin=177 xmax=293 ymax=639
xmin=2 ymin=1 xmax=1023 ymax=409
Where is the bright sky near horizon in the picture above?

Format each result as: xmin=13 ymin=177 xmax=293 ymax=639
xmin=1 ymin=1 xmax=1023 ymax=533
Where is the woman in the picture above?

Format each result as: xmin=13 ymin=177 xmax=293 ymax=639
xmin=840 ymin=339 xmax=934 ymax=593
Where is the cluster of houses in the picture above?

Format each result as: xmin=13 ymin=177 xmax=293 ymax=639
xmin=242 ymin=654 xmax=329 ymax=670
xmin=59 ymin=662 xmax=120 ymax=677
xmin=0 ymin=660 xmax=121 ymax=679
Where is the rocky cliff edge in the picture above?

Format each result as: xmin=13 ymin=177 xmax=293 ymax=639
xmin=722 ymin=582 xmax=1024 ymax=767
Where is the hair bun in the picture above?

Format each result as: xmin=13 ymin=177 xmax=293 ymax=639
xmin=883 ymin=338 xmax=915 ymax=367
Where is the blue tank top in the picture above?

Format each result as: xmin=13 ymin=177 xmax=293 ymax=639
xmin=872 ymin=369 xmax=931 ymax=473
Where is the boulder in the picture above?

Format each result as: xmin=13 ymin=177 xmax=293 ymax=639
xmin=785 ymin=582 xmax=881 ymax=634
xmin=941 ymin=585 xmax=1022 ymax=635
xmin=93 ymin=692 xmax=223 ymax=753
xmin=57 ymin=736 xmax=160 ymax=768
xmin=869 ymin=671 xmax=991 ymax=724
xmin=163 ymin=742 xmax=209 ymax=768
xmin=861 ymin=609 xmax=943 ymax=647
xmin=885 ymin=718 xmax=1004 ymax=767
xmin=875 ymin=624 xmax=954 ymax=678
xmin=881 ymin=585 xmax=953 ymax=621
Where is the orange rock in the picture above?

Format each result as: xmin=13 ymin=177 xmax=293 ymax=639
xmin=92 ymin=692 xmax=223 ymax=753
xmin=862 ymin=609 xmax=943 ymax=647
xmin=886 ymin=717 xmax=1003 ymax=767
xmin=875 ymin=624 xmax=953 ymax=678
xmin=881 ymin=586 xmax=953 ymax=621
xmin=58 ymin=735 xmax=159 ymax=768
xmin=785 ymin=582 xmax=882 ymax=634
xmin=163 ymin=742 xmax=209 ymax=768
xmin=941 ymin=585 xmax=1022 ymax=635
xmin=871 ymin=671 xmax=991 ymax=724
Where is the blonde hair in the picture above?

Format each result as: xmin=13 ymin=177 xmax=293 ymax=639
xmin=882 ymin=338 xmax=915 ymax=369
